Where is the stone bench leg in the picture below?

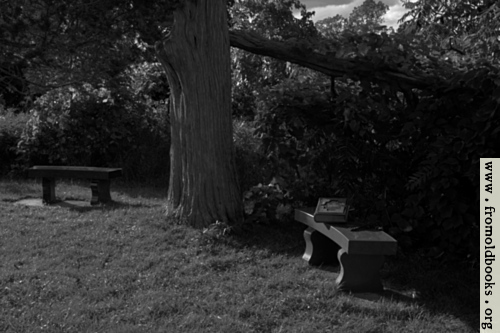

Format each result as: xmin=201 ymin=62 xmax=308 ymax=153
xmin=90 ymin=179 xmax=112 ymax=205
xmin=42 ymin=178 xmax=56 ymax=204
xmin=336 ymin=248 xmax=385 ymax=292
xmin=302 ymin=227 xmax=340 ymax=266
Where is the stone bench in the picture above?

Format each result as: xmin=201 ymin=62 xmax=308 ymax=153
xmin=28 ymin=166 xmax=122 ymax=205
xmin=295 ymin=208 xmax=397 ymax=292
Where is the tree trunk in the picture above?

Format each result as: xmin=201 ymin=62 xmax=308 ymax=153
xmin=155 ymin=0 xmax=243 ymax=228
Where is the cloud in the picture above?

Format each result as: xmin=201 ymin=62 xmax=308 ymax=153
xmin=299 ymin=0 xmax=409 ymax=28
xmin=307 ymin=2 xmax=362 ymax=21
xmin=383 ymin=2 xmax=409 ymax=27
xmin=381 ymin=0 xmax=401 ymax=6
xmin=304 ymin=0 xmax=354 ymax=7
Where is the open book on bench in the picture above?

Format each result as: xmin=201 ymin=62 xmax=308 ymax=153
xmin=313 ymin=197 xmax=349 ymax=223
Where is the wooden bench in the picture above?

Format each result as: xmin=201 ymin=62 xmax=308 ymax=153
xmin=28 ymin=166 xmax=122 ymax=205
xmin=295 ymin=208 xmax=397 ymax=292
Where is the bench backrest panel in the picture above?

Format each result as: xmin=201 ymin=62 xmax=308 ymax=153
xmin=295 ymin=208 xmax=397 ymax=255
xmin=28 ymin=166 xmax=122 ymax=180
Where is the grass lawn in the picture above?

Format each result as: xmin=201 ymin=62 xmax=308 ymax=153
xmin=0 ymin=178 xmax=479 ymax=332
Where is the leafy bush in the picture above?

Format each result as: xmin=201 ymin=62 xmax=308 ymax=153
xmin=233 ymin=119 xmax=295 ymax=224
xmin=16 ymin=82 xmax=170 ymax=183
xmin=399 ymin=67 xmax=500 ymax=256
xmin=254 ymin=77 xmax=343 ymax=205
xmin=252 ymin=66 xmax=499 ymax=258
xmin=0 ymin=108 xmax=29 ymax=175
xmin=242 ymin=177 xmax=293 ymax=224
xmin=233 ymin=119 xmax=272 ymax=193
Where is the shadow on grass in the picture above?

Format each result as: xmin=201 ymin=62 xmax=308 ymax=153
xmin=59 ymin=200 xmax=156 ymax=212
xmin=229 ymin=221 xmax=307 ymax=257
xmin=10 ymin=197 xmax=155 ymax=212
xmin=383 ymin=255 xmax=479 ymax=330
xmin=112 ymin=180 xmax=168 ymax=200
xmin=317 ymin=250 xmax=479 ymax=331
xmin=217 ymin=221 xmax=479 ymax=331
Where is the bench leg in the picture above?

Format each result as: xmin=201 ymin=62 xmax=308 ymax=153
xmin=336 ymin=248 xmax=385 ymax=292
xmin=90 ymin=179 xmax=112 ymax=205
xmin=42 ymin=178 xmax=56 ymax=204
xmin=302 ymin=227 xmax=340 ymax=266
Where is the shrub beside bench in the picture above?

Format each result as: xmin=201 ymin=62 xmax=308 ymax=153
xmin=295 ymin=208 xmax=397 ymax=292
xmin=28 ymin=166 xmax=122 ymax=205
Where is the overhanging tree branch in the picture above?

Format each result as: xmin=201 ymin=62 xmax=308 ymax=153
xmin=229 ymin=29 xmax=435 ymax=90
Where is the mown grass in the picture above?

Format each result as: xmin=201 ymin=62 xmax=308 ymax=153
xmin=0 ymin=179 xmax=479 ymax=332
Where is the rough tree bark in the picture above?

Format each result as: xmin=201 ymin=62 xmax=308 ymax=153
xmin=155 ymin=0 xmax=243 ymax=228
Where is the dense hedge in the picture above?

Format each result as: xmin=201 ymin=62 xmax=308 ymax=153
xmin=13 ymin=83 xmax=170 ymax=183
xmin=249 ymin=66 xmax=499 ymax=258
xmin=0 ymin=109 xmax=29 ymax=175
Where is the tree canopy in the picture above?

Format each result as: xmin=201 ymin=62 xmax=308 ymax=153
xmin=0 ymin=0 xmax=178 ymax=103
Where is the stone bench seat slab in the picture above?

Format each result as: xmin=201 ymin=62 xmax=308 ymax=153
xmin=295 ymin=208 xmax=397 ymax=292
xmin=28 ymin=166 xmax=122 ymax=205
xmin=28 ymin=166 xmax=122 ymax=180
xmin=295 ymin=208 xmax=397 ymax=255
